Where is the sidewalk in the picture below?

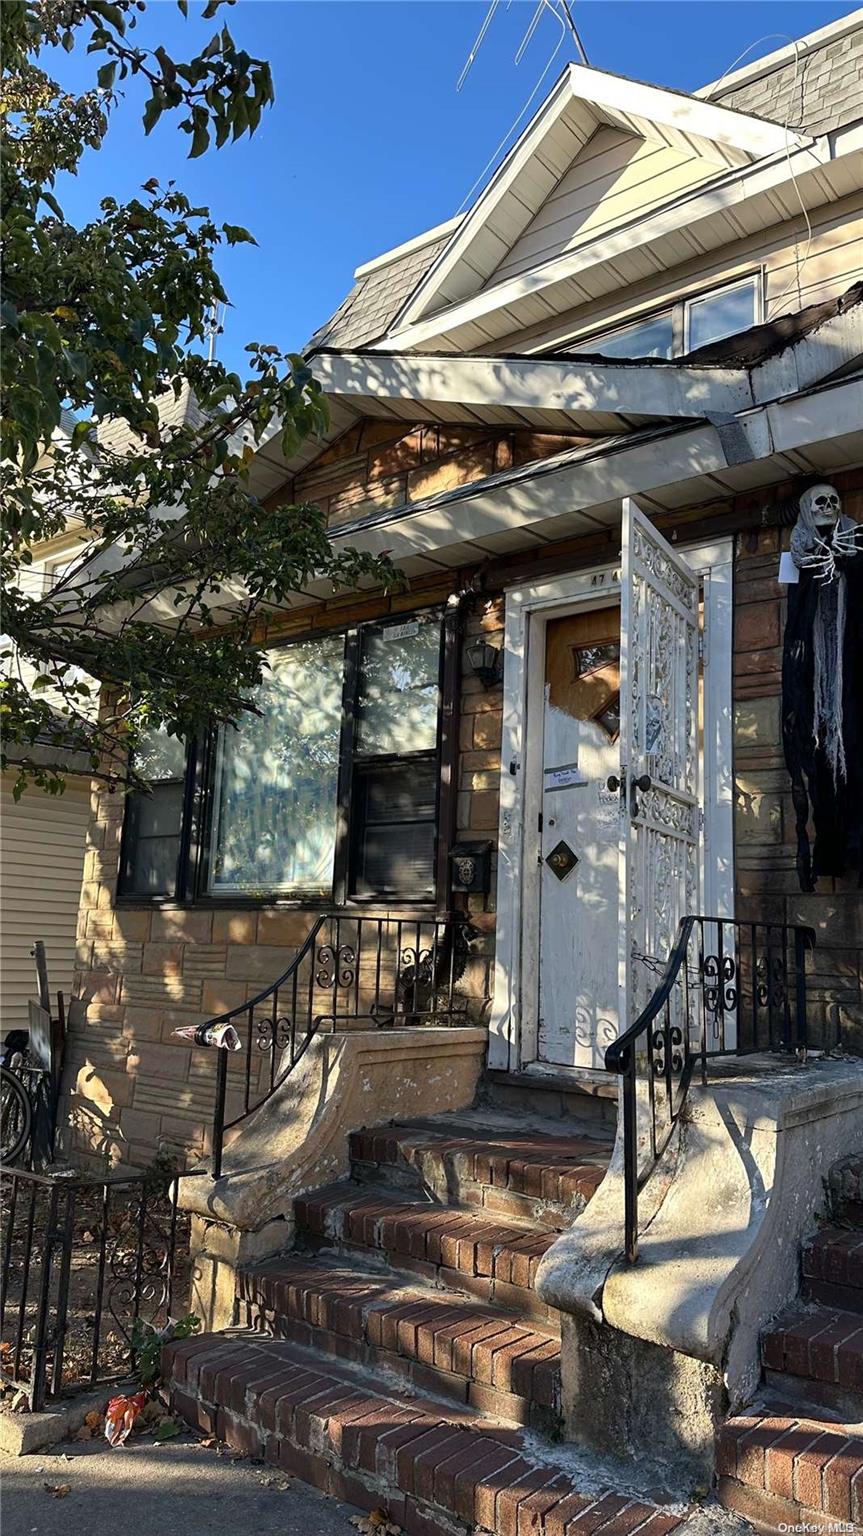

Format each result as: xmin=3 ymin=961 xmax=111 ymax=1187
xmin=1 ymin=1432 xmax=358 ymax=1536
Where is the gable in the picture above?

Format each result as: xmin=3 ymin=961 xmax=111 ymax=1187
xmin=396 ymin=63 xmax=811 ymax=335
xmin=488 ymin=125 xmax=725 ymax=288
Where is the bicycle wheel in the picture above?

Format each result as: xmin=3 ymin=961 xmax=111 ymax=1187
xmin=0 ymin=1066 xmax=32 ymax=1165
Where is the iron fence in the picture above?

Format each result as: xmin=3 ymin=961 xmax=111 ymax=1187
xmin=204 ymin=912 xmax=473 ymax=1178
xmin=605 ymin=917 xmax=820 ymax=1263
xmin=0 ymin=1165 xmax=190 ymax=1410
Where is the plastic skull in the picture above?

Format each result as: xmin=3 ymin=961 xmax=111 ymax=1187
xmin=800 ymin=482 xmax=842 ymax=528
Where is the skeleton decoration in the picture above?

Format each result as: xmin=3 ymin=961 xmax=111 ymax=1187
xmin=781 ymin=482 xmax=863 ymax=891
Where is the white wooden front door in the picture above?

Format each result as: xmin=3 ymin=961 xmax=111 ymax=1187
xmin=537 ymin=605 xmax=622 ymax=1068
xmin=618 ymin=497 xmax=700 ymax=1028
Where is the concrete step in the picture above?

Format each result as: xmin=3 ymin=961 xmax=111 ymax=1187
xmin=828 ymin=1154 xmax=863 ymax=1228
xmin=294 ymin=1183 xmax=559 ymax=1325
xmin=761 ymin=1304 xmax=863 ymax=1420
xmin=348 ymin=1118 xmax=611 ymax=1231
xmin=164 ymin=1330 xmax=688 ymax=1536
xmin=716 ymin=1407 xmax=863 ymax=1534
xmin=237 ymin=1254 xmax=561 ymax=1429
xmin=803 ymin=1227 xmax=863 ymax=1313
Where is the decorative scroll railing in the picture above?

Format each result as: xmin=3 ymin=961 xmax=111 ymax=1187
xmin=204 ymin=912 xmax=472 ymax=1178
xmin=605 ymin=917 xmax=819 ymax=1263
xmin=0 ymin=1165 xmax=188 ymax=1409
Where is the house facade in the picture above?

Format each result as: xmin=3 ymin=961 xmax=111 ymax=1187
xmin=55 ymin=16 xmax=863 ymax=1527
xmin=66 ymin=15 xmax=863 ymax=1166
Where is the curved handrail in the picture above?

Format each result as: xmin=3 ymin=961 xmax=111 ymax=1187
xmin=201 ymin=911 xmax=469 ymax=1178
xmin=605 ymin=915 xmax=697 ymax=1074
xmin=604 ymin=914 xmax=817 ymax=1261
xmin=200 ymin=914 xmax=329 ymax=1033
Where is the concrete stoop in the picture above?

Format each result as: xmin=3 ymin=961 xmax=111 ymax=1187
xmin=716 ymin=1154 xmax=863 ymax=1535
xmin=167 ymin=1068 xmax=863 ymax=1534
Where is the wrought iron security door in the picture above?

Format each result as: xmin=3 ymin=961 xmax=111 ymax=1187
xmin=617 ymin=497 xmax=700 ymax=1029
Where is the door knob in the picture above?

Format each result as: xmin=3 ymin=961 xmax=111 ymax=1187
xmin=630 ymin=773 xmax=652 ymax=816
xmin=606 ymin=775 xmax=621 ymax=793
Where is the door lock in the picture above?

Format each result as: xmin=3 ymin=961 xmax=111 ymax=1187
xmin=606 ymin=772 xmax=652 ymax=816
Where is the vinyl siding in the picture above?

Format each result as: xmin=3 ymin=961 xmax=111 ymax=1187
xmin=491 ymin=189 xmax=863 ymax=354
xmin=1 ymin=773 xmax=91 ymax=1035
xmin=491 ymin=127 xmax=724 ymax=287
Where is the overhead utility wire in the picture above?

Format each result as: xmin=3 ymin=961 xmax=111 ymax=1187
xmin=455 ymin=0 xmax=571 ymax=214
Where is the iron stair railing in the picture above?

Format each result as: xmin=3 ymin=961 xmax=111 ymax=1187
xmin=605 ymin=916 xmax=817 ymax=1263
xmin=200 ymin=912 xmax=471 ymax=1178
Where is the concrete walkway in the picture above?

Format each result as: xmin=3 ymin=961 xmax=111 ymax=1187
xmin=1 ymin=1433 xmax=357 ymax=1536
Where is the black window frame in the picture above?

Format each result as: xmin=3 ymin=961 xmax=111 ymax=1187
xmin=115 ymin=603 xmax=459 ymax=913
xmin=117 ymin=736 xmax=199 ymax=903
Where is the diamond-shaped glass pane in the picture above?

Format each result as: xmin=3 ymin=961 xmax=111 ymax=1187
xmin=573 ymin=642 xmax=620 ymax=679
xmin=595 ymin=692 xmax=621 ymax=740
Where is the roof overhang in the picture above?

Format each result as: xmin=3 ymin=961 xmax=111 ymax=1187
xmin=391 ymin=61 xmax=814 ymax=336
xmin=122 ymin=368 xmax=862 ymax=630
xmin=309 ymin=348 xmax=756 ymax=434
xmin=247 ymin=290 xmax=862 ymax=500
xmin=378 ymin=124 xmax=862 ymax=356
xmin=325 ymin=371 xmax=863 ymax=575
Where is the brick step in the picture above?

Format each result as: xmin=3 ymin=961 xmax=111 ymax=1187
xmin=294 ymin=1183 xmax=559 ymax=1325
xmin=761 ymin=1305 xmax=863 ymax=1420
xmin=804 ymin=1227 xmax=863 ymax=1313
xmin=716 ymin=1407 xmax=863 ymax=1534
xmin=164 ymin=1331 xmax=687 ymax=1536
xmin=348 ymin=1120 xmax=611 ymax=1231
xmin=237 ymin=1255 xmax=561 ymax=1429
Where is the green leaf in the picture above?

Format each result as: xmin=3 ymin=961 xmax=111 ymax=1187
xmin=40 ymin=190 xmax=64 ymax=218
xmin=142 ymin=92 xmax=165 ymax=136
xmin=97 ymin=61 xmax=117 ymax=90
xmin=189 ymin=120 xmax=210 ymax=159
xmin=222 ymin=224 xmax=256 ymax=246
xmin=154 ymin=1418 xmax=181 ymax=1443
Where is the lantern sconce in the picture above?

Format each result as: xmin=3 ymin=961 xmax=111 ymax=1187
xmin=465 ymin=637 xmax=503 ymax=689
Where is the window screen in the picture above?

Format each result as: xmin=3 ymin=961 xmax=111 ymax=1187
xmin=349 ymin=616 xmax=442 ymax=898
xmin=119 ymin=728 xmax=187 ymax=899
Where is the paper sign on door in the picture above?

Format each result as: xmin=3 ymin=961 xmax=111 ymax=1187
xmin=544 ymin=764 xmax=589 ymax=791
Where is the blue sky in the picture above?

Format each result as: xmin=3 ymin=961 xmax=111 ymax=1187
xmin=50 ymin=1 xmax=856 ymax=372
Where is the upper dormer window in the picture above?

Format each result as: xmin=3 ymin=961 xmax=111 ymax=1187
xmin=581 ymin=312 xmax=673 ymax=361
xmin=685 ymin=277 xmax=759 ymax=352
xmin=568 ymin=274 xmax=761 ymax=362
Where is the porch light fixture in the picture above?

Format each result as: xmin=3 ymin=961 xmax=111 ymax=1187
xmin=465 ymin=637 xmax=503 ymax=689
